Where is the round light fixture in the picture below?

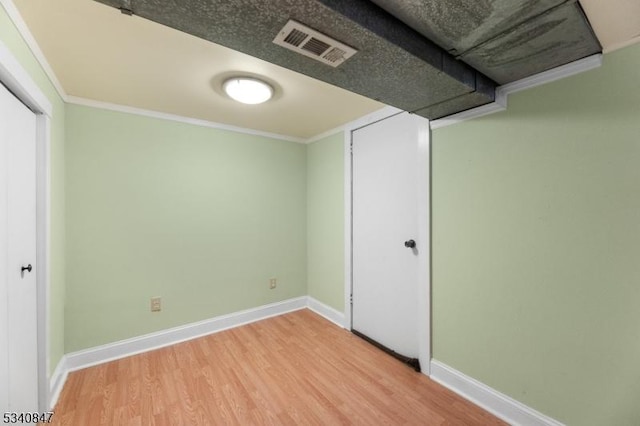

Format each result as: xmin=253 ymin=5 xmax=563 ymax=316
xmin=223 ymin=77 xmax=273 ymax=105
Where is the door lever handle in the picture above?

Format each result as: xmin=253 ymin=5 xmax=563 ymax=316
xmin=21 ymin=264 xmax=32 ymax=273
xmin=404 ymin=239 xmax=416 ymax=249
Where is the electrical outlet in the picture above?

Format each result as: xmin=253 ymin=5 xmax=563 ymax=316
xmin=269 ymin=278 xmax=277 ymax=289
xmin=150 ymin=297 xmax=161 ymax=312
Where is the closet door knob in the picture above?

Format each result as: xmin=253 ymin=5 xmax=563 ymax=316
xmin=21 ymin=264 xmax=32 ymax=273
xmin=404 ymin=240 xmax=416 ymax=248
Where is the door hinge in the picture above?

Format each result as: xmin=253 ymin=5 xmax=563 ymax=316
xmin=350 ymin=294 xmax=353 ymax=304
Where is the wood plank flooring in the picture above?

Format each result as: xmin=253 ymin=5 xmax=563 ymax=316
xmin=51 ymin=309 xmax=505 ymax=425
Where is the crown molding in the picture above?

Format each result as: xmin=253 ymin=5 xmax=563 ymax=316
xmin=66 ymin=95 xmax=307 ymax=143
xmin=430 ymin=54 xmax=603 ymax=130
xmin=0 ymin=0 xmax=68 ymax=102
xmin=1 ymin=0 xmax=305 ymax=142
xmin=497 ymin=54 xmax=603 ymax=95
xmin=604 ymin=36 xmax=640 ymax=54
xmin=305 ymin=123 xmax=346 ymax=144
xmin=3 ymin=0 xmax=607 ymax=143
xmin=304 ymin=105 xmax=404 ymax=143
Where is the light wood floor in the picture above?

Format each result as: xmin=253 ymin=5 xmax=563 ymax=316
xmin=52 ymin=309 xmax=505 ymax=425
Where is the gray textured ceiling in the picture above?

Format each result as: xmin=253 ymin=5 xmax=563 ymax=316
xmin=93 ymin=0 xmax=601 ymax=119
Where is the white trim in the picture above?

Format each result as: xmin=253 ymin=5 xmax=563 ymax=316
xmin=0 ymin=39 xmax=52 ymax=413
xmin=430 ymin=360 xmax=565 ymax=426
xmin=305 ymin=123 xmax=346 ymax=144
xmin=65 ymin=297 xmax=307 ymax=372
xmin=1 ymin=0 xmax=399 ymax=145
xmin=306 ymin=297 xmax=346 ymax=328
xmin=0 ymin=1 xmax=311 ymax=143
xmin=35 ymin=114 xmax=51 ymax=412
xmin=415 ymin=116 xmax=430 ymax=375
xmin=0 ymin=0 xmax=67 ymax=102
xmin=430 ymin=54 xmax=603 ymax=129
xmin=429 ymin=101 xmax=507 ymax=130
xmin=47 ymin=356 xmax=67 ymax=410
xmin=498 ymin=54 xmax=603 ymax=95
xmin=343 ymin=105 xmax=403 ymax=133
xmin=0 ymin=42 xmax=52 ymax=117
xmin=66 ymin=95 xmax=306 ymax=144
xmin=45 ymin=298 xmax=341 ymax=408
xmin=343 ymin=127 xmax=352 ymax=329
xmin=605 ymin=37 xmax=640 ymax=54
xmin=2 ymin=0 xmax=607 ymax=140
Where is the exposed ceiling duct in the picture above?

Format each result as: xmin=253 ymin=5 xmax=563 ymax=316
xmin=368 ymin=0 xmax=602 ymax=84
xmin=93 ymin=0 xmax=601 ymax=120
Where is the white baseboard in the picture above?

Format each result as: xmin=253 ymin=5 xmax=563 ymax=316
xmin=306 ymin=296 xmax=346 ymax=328
xmin=48 ymin=356 xmax=68 ymax=410
xmin=64 ymin=296 xmax=307 ymax=373
xmin=52 ymin=300 xmax=566 ymax=426
xmin=48 ymin=296 xmax=346 ymax=409
xmin=430 ymin=360 xmax=564 ymax=426
xmin=50 ymin=305 xmax=566 ymax=426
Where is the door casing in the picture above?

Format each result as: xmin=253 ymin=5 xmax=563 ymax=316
xmin=0 ymin=41 xmax=53 ymax=411
xmin=343 ymin=106 xmax=431 ymax=375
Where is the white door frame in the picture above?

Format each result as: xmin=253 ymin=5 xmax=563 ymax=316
xmin=0 ymin=41 xmax=53 ymax=411
xmin=343 ymin=106 xmax=431 ymax=375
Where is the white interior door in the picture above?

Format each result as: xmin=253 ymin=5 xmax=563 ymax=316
xmin=0 ymin=82 xmax=39 ymax=412
xmin=351 ymin=111 xmax=430 ymax=370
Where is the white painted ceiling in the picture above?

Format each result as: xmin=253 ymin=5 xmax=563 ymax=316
xmin=12 ymin=0 xmax=640 ymax=140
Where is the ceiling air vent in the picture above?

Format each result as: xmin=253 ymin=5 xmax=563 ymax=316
xmin=273 ymin=20 xmax=357 ymax=68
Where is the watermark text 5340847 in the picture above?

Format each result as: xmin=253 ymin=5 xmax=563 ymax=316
xmin=3 ymin=412 xmax=54 ymax=423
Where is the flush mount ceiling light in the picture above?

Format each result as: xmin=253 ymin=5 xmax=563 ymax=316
xmin=223 ymin=77 xmax=274 ymax=104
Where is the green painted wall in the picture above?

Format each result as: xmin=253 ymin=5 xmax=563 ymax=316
xmin=65 ymin=105 xmax=307 ymax=352
xmin=9 ymin=2 xmax=640 ymax=421
xmin=432 ymin=43 xmax=640 ymax=426
xmin=307 ymin=133 xmax=345 ymax=311
xmin=0 ymin=6 xmax=66 ymax=374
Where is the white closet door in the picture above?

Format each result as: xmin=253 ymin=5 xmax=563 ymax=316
xmin=351 ymin=111 xmax=429 ymax=366
xmin=0 ymin=82 xmax=39 ymax=412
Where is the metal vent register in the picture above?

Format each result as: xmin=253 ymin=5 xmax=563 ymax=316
xmin=273 ymin=20 xmax=357 ymax=67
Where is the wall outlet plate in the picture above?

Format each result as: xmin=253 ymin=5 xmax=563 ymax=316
xmin=269 ymin=278 xmax=277 ymax=289
xmin=150 ymin=297 xmax=161 ymax=312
